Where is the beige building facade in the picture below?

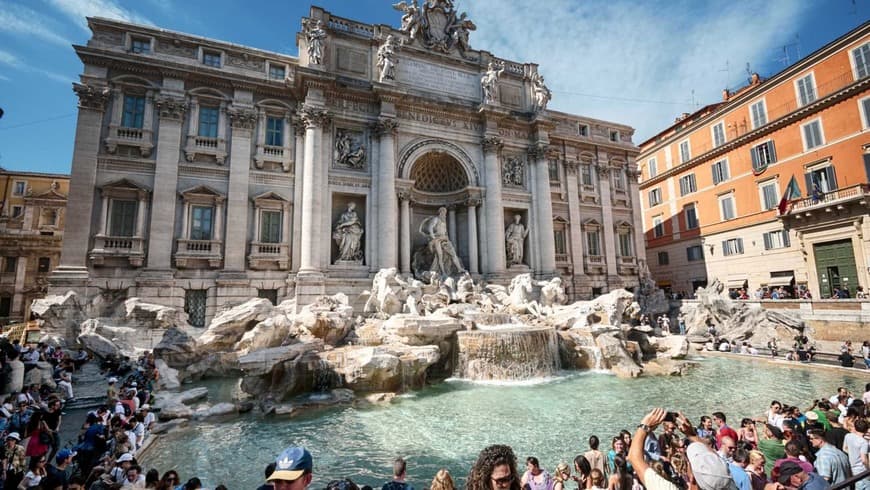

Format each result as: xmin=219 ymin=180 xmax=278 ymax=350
xmin=0 ymin=170 xmax=68 ymax=323
xmin=51 ymin=6 xmax=642 ymax=326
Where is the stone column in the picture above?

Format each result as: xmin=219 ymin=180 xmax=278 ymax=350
xmin=52 ymin=83 xmax=110 ymax=285
xmin=368 ymin=126 xmax=381 ymax=272
xmin=399 ymin=191 xmax=411 ymax=274
xmin=11 ymin=256 xmax=27 ymax=316
xmin=298 ymin=106 xmax=329 ymax=274
xmin=135 ymin=191 xmax=147 ymax=237
xmin=376 ymin=118 xmax=399 ymax=270
xmin=597 ymin=158 xmax=618 ymax=277
xmin=466 ymin=198 xmax=480 ymax=275
xmin=144 ymin=94 xmax=187 ymax=271
xmin=627 ymin=163 xmax=645 ymax=266
xmin=221 ymin=103 xmax=256 ymax=271
xmin=448 ymin=207 xmax=457 ymax=243
xmin=564 ymin=162 xmax=586 ymax=273
xmin=97 ymin=193 xmax=109 ymax=235
xmin=291 ymin=123 xmax=305 ymax=272
xmin=482 ymin=136 xmax=506 ymax=275
xmin=531 ymin=145 xmax=557 ymax=276
xmin=109 ymin=88 xmax=124 ymax=127
xmin=181 ymin=201 xmax=190 ymax=240
xmin=214 ymin=198 xmax=225 ymax=243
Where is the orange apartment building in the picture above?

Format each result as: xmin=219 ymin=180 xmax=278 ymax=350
xmin=638 ymin=21 xmax=870 ymax=298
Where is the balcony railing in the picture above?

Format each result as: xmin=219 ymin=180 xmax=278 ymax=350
xmin=785 ymin=183 xmax=870 ymax=214
xmin=195 ymin=136 xmax=219 ymax=149
xmin=89 ymin=235 xmax=145 ymax=267
xmin=263 ymin=146 xmax=284 ymax=157
xmin=175 ymin=239 xmax=222 ymax=269
xmin=105 ymin=125 xmax=153 ymax=157
xmin=248 ymin=241 xmax=290 ymax=270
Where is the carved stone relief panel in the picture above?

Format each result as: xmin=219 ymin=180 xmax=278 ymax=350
xmin=333 ymin=128 xmax=367 ymax=171
xmin=336 ymin=46 xmax=369 ymax=75
xmin=156 ymin=38 xmax=197 ymax=58
xmin=502 ymin=155 xmax=526 ymax=188
xmin=226 ymin=53 xmax=265 ymax=71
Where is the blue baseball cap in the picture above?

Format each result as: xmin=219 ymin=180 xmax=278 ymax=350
xmin=56 ymin=448 xmax=76 ymax=463
xmin=267 ymin=447 xmax=313 ymax=482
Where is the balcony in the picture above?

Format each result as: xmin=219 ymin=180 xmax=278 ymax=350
xmin=184 ymin=135 xmax=227 ymax=164
xmin=247 ymin=241 xmax=290 ymax=270
xmin=174 ymin=239 xmax=223 ymax=269
xmin=105 ymin=125 xmax=154 ymax=157
xmin=254 ymin=144 xmax=292 ymax=172
xmin=617 ymin=255 xmax=638 ymax=275
xmin=584 ymin=254 xmax=606 ymax=275
xmin=89 ymin=235 xmax=145 ymax=267
xmin=780 ymin=184 xmax=870 ymax=228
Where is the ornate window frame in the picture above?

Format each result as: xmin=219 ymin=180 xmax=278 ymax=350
xmin=175 ymin=185 xmax=226 ymax=269
xmin=248 ymin=191 xmax=291 ymax=270
xmin=184 ymin=88 xmax=230 ymax=164
xmin=105 ymin=76 xmax=156 ymax=157
xmin=90 ymin=179 xmax=150 ymax=267
xmin=254 ymin=100 xmax=294 ymax=171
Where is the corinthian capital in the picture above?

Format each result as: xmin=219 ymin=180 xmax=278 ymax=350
xmin=481 ymin=136 xmax=503 ymax=154
xmin=527 ymin=143 xmax=547 ymax=161
xmin=299 ymin=106 xmax=331 ymax=129
xmin=228 ymin=107 xmax=257 ymax=130
xmin=73 ymin=83 xmax=110 ymax=112
xmin=595 ymin=162 xmax=612 ymax=177
xmin=155 ymin=95 xmax=187 ymax=121
xmin=375 ymin=117 xmax=399 ymax=136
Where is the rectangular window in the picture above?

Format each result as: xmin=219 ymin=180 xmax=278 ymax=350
xmin=610 ymin=130 xmax=620 ymax=142
xmin=554 ymin=229 xmax=567 ymax=256
xmin=711 ymin=159 xmax=730 ymax=185
xmin=37 ymin=257 xmax=50 ymax=273
xmin=648 ymin=188 xmax=662 ymax=207
xmin=121 ymin=95 xmax=146 ymax=129
xmin=679 ymin=140 xmax=691 ymax=163
xmin=657 ymin=251 xmax=669 ymax=265
xmin=202 ymin=50 xmax=222 ymax=67
xmin=802 ymin=119 xmax=824 ymax=150
xmin=685 ymin=204 xmax=699 ymax=229
xmin=260 ymin=210 xmax=282 ymax=243
xmin=0 ymin=297 xmax=10 ymax=317
xmin=578 ymin=124 xmax=589 ymax=137
xmin=198 ymin=106 xmax=220 ymax=138
xmin=759 ymin=181 xmax=779 ymax=211
xmin=265 ymin=116 xmax=284 ymax=147
xmin=719 ymin=194 xmax=735 ymax=221
xmin=712 ymin=122 xmax=726 ymax=148
xmin=190 ymin=206 xmax=214 ymax=240
xmin=750 ymin=100 xmax=767 ymax=129
xmin=268 ymin=64 xmax=286 ymax=80
xmin=258 ymin=289 xmax=279 ymax=306
xmin=10 ymin=206 xmax=22 ymax=218
xmin=581 ymin=164 xmax=594 ymax=187
xmin=686 ymin=245 xmax=703 ymax=262
xmin=751 ymin=141 xmax=777 ymax=173
xmin=110 ymin=200 xmax=137 ymax=237
xmin=653 ymin=216 xmax=664 ymax=238
xmin=548 ymin=160 xmax=560 ymax=182
xmin=763 ymin=230 xmax=791 ymax=250
xmin=618 ymin=233 xmax=632 ymax=256
xmin=853 ymin=42 xmax=870 ymax=79
xmin=647 ymin=158 xmax=657 ymax=178
xmin=795 ymin=73 xmax=817 ymax=106
xmin=184 ymin=289 xmax=207 ymax=328
xmin=722 ymin=238 xmax=744 ymax=256
xmin=862 ymin=97 xmax=870 ymax=128
xmin=806 ymin=166 xmax=838 ymax=193
xmin=3 ymin=257 xmax=17 ymax=273
xmin=612 ymin=169 xmax=625 ymax=191
xmin=679 ymin=174 xmax=697 ymax=196
xmin=13 ymin=181 xmax=26 ymax=196
xmin=130 ymin=37 xmax=150 ymax=54
xmin=586 ymin=230 xmax=600 ymax=256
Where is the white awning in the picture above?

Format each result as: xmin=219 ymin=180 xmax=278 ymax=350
xmin=767 ymin=276 xmax=794 ymax=286
xmin=725 ymin=276 xmax=748 ymax=288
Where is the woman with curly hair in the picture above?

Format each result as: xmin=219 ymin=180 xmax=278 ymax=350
xmin=430 ymin=469 xmax=455 ymax=490
xmin=466 ymin=444 xmax=522 ymax=490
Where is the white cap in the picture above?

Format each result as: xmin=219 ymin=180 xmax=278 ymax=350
xmin=107 ymin=377 xmax=118 ymax=384
xmin=117 ymin=453 xmax=134 ymax=463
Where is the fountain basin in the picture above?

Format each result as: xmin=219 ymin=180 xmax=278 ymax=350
xmin=456 ymin=326 xmax=560 ymax=380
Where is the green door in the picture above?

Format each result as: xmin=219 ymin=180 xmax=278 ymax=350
xmin=814 ymin=239 xmax=858 ymax=298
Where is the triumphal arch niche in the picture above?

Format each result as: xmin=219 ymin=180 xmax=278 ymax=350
xmin=52 ymin=2 xmax=641 ymax=323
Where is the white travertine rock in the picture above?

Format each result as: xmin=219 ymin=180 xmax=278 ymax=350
xmin=198 ymin=298 xmax=275 ymax=352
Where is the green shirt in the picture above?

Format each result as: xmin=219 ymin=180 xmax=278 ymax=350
xmin=757 ymin=438 xmax=785 ymax=475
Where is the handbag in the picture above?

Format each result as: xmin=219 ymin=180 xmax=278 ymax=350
xmin=38 ymin=431 xmax=52 ymax=445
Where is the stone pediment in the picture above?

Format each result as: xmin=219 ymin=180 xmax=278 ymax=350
xmin=101 ymin=178 xmax=151 ymax=193
xmin=180 ymin=184 xmax=224 ymax=198
xmin=251 ymin=191 xmax=289 ymax=202
xmin=26 ymin=188 xmax=67 ymax=202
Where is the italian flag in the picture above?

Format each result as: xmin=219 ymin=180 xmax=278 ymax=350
xmin=777 ymin=175 xmax=801 ymax=215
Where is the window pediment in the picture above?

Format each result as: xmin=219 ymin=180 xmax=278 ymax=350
xmin=100 ymin=179 xmax=151 ymax=198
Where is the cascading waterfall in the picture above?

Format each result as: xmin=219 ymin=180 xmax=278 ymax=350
xmin=455 ymin=326 xmax=561 ymax=380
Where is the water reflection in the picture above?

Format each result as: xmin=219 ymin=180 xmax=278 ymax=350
xmin=143 ymin=357 xmax=866 ymax=489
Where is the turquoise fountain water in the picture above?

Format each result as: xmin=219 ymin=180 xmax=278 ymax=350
xmin=142 ymin=357 xmax=867 ymax=488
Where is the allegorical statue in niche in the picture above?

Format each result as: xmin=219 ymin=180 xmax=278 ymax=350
xmin=505 ymin=214 xmax=529 ymax=267
xmin=333 ymin=202 xmax=364 ymax=262
xmin=420 ymin=206 xmax=465 ymax=278
xmin=531 ymin=72 xmax=552 ymax=112
xmin=480 ymin=61 xmax=504 ymax=105
xmin=377 ymin=35 xmax=401 ymax=83
xmin=303 ymin=19 xmax=327 ymax=65
xmin=334 ymin=130 xmax=366 ymax=169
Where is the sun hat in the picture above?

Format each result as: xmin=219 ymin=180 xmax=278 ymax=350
xmin=6 ymin=432 xmax=20 ymax=441
xmin=686 ymin=442 xmax=739 ymax=490
xmin=267 ymin=447 xmax=313 ymax=482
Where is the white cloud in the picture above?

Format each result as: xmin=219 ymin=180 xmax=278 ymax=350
xmin=0 ymin=48 xmax=72 ymax=84
xmin=0 ymin=49 xmax=21 ymax=67
xmin=0 ymin=74 xmax=10 ymax=82
xmin=44 ymin=0 xmax=154 ymax=32
xmin=461 ymin=0 xmax=810 ymax=142
xmin=0 ymin=3 xmax=73 ymax=46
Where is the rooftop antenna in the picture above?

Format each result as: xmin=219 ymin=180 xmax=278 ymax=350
xmin=745 ymin=62 xmax=753 ymax=84
xmin=718 ymin=60 xmax=730 ymax=89
xmin=775 ymin=35 xmax=801 ymax=67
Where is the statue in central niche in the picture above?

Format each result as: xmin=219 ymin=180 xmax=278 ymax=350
xmin=419 ymin=206 xmax=465 ymax=278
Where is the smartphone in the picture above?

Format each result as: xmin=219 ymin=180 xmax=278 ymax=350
xmin=664 ymin=411 xmax=679 ymax=423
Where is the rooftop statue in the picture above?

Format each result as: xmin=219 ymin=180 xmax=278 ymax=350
xmin=481 ymin=61 xmax=504 ymax=105
xmin=302 ymin=19 xmax=327 ymax=65
xmin=531 ymin=72 xmax=552 ymax=112
xmin=393 ymin=0 xmax=475 ymax=55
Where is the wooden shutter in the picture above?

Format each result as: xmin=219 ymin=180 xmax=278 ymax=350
xmin=864 ymin=154 xmax=870 ymax=181
xmin=767 ymin=141 xmax=777 ymax=163
xmin=825 ymin=166 xmax=838 ymax=191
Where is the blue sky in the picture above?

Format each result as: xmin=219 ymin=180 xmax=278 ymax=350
xmin=0 ymin=0 xmax=867 ymax=175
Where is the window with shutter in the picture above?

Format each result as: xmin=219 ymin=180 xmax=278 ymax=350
xmin=198 ymin=106 xmax=220 ymax=138
xmin=853 ymin=42 xmax=870 ymax=79
xmin=109 ymin=200 xmax=137 ymax=237
xmin=122 ymin=95 xmax=145 ymax=129
xmin=712 ymin=122 xmax=726 ymax=147
xmin=712 ymin=160 xmax=729 ymax=184
xmin=802 ymin=120 xmax=824 ymax=150
xmin=750 ymin=100 xmax=767 ymax=128
xmin=862 ymin=98 xmax=870 ymax=128
xmin=795 ymin=74 xmax=817 ymax=106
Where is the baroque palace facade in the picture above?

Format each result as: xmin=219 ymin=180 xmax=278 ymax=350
xmin=51 ymin=5 xmax=642 ymax=326
xmin=639 ymin=21 xmax=870 ymax=298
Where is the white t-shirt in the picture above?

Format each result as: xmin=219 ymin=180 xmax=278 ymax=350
xmin=21 ymin=470 xmax=43 ymax=488
xmin=642 ymin=469 xmax=678 ymax=490
xmin=844 ymin=432 xmax=869 ymax=475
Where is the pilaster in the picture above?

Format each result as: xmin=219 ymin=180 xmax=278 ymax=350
xmin=376 ymin=117 xmax=399 ymax=270
xmin=531 ymin=143 xmax=556 ymax=276
xmin=482 ymin=135 xmax=506 ymax=275
xmin=222 ymin=103 xmax=257 ymax=272
xmin=596 ymin=156 xmax=618 ymax=277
